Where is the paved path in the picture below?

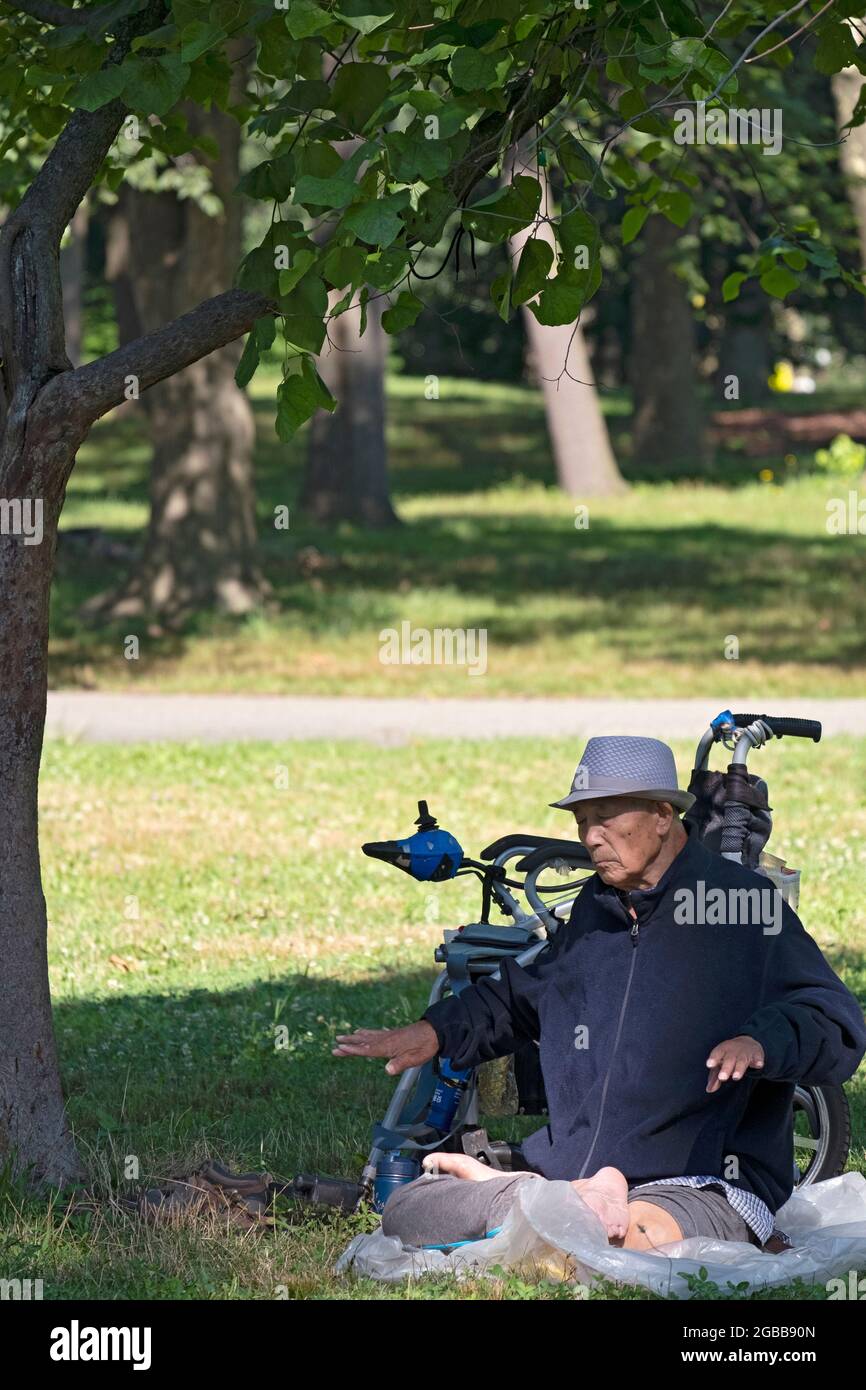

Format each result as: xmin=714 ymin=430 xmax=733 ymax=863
xmin=43 ymin=693 xmax=866 ymax=744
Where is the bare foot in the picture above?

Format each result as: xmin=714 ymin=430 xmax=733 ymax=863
xmin=421 ymin=1153 xmax=501 ymax=1182
xmin=570 ymin=1166 xmax=630 ymax=1240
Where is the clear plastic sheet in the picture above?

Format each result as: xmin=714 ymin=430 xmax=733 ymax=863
xmin=334 ymin=1172 xmax=866 ymax=1297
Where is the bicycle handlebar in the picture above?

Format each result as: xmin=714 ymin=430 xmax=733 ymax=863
xmin=730 ymin=713 xmax=822 ymax=743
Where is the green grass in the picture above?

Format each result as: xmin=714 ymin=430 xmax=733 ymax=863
xmin=5 ymin=735 xmax=864 ymax=1299
xmin=48 ymin=373 xmax=866 ymax=696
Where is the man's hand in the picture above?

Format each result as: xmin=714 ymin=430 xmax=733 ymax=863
xmin=332 ymin=1021 xmax=439 ymax=1076
xmin=706 ymin=1035 xmax=765 ymax=1093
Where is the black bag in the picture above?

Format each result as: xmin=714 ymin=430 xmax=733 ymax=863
xmin=684 ymin=768 xmax=772 ymax=870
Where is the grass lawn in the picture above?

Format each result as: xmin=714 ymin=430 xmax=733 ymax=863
xmin=4 ymin=735 xmax=864 ymax=1299
xmin=49 ymin=372 xmax=866 ymax=697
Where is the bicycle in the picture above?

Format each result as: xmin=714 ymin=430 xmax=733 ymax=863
xmin=291 ymin=710 xmax=851 ymax=1213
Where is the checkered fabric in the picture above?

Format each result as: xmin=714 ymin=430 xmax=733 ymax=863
xmin=628 ymin=1175 xmax=779 ymax=1246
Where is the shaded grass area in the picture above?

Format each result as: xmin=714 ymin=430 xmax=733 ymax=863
xmin=5 ymin=736 xmax=864 ymax=1299
xmin=49 ymin=373 xmax=866 ymax=695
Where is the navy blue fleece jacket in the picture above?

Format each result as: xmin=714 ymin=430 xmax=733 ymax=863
xmin=422 ymin=823 xmax=866 ymax=1214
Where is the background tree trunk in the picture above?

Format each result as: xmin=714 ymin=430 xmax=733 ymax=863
xmin=507 ymin=142 xmax=625 ymax=497
xmin=297 ymin=67 xmax=395 ymax=529
xmin=629 ymin=213 xmax=705 ymax=468
xmin=832 ymin=24 xmax=866 ymax=273
xmin=299 ymin=294 xmax=396 ymax=524
xmin=98 ymin=58 xmax=262 ymax=624
xmin=59 ymin=203 xmax=88 ymax=369
xmin=715 ymin=275 xmax=772 ymax=406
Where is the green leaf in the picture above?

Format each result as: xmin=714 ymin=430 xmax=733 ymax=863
xmin=237 ymin=246 xmax=279 ymax=298
xmin=333 ymin=0 xmax=395 ymax=34
xmin=622 ymin=205 xmax=649 ymax=245
xmin=558 ymin=208 xmax=599 ymax=263
xmin=381 ymin=290 xmax=424 ymax=333
xmin=759 ymin=265 xmax=799 ymax=299
xmin=448 ymin=46 xmax=498 ymax=91
xmin=294 ymin=175 xmax=360 ymax=210
xmin=384 ymin=128 xmax=451 ymax=183
xmin=235 ymin=333 xmax=260 ymax=389
xmin=557 ymin=135 xmax=597 ymax=183
xmin=322 ymin=244 xmax=367 ymax=289
xmin=344 ymin=191 xmax=410 ymax=248
xmin=278 ymin=249 xmax=318 ymax=298
xmin=512 ymin=237 xmax=553 ymax=306
xmin=490 ymin=269 xmax=512 ymax=322
xmin=281 ymin=274 xmax=328 ymax=353
xmin=722 ymin=271 xmax=747 ymax=302
xmin=657 ymin=189 xmax=692 ymax=227
xmin=255 ymin=316 xmax=277 ymax=351
xmin=286 ymin=0 xmax=333 ymax=39
xmin=331 ymin=62 xmax=390 ymax=132
xmin=782 ymin=249 xmax=808 ymax=272
xmin=463 ymin=176 xmax=541 ymax=244
xmin=363 ymin=247 xmax=411 ymax=290
xmin=814 ymin=21 xmax=859 ymax=76
xmin=180 ymin=20 xmax=224 ymax=62
xmin=529 ymin=278 xmax=586 ymax=328
xmin=275 ymin=357 xmax=336 ymax=441
xmin=73 ymin=64 xmax=127 ymax=112
xmin=121 ymin=54 xmax=190 ymax=117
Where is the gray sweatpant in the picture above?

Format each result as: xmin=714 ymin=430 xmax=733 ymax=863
xmin=380 ymin=1171 xmax=757 ymax=1249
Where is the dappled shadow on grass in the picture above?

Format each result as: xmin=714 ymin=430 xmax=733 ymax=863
xmin=48 ymin=503 xmax=866 ymax=686
xmin=54 ymin=965 xmax=533 ymax=1183
xmin=48 ymin=376 xmax=866 ymax=687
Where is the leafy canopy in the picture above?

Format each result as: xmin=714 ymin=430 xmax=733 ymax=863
xmin=2 ymin=0 xmax=865 ymax=434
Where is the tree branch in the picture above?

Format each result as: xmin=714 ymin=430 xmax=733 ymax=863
xmin=33 ymin=288 xmax=275 ymax=431
xmin=0 ymin=0 xmax=167 ymax=422
xmin=445 ymin=74 xmax=565 ymax=210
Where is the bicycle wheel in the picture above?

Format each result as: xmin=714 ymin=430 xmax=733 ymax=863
xmin=792 ymin=1083 xmax=851 ymax=1187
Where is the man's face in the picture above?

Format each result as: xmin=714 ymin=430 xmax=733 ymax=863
xmin=571 ymin=796 xmax=673 ymax=888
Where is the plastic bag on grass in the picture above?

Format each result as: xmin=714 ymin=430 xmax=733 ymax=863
xmin=334 ymin=1172 xmax=866 ymax=1297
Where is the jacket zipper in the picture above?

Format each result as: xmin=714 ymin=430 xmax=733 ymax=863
xmin=576 ymin=895 xmax=639 ymax=1178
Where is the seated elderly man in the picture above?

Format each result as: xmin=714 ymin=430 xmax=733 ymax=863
xmin=333 ymin=737 xmax=866 ymax=1254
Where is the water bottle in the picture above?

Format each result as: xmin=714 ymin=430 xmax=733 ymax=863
xmin=425 ymin=1056 xmax=472 ymax=1134
xmin=372 ymin=1152 xmax=421 ymax=1213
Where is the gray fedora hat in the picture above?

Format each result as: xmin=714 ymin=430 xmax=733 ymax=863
xmin=550 ymin=735 xmax=695 ymax=813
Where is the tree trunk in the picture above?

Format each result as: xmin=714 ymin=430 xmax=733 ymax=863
xmin=715 ymin=275 xmax=772 ymax=406
xmin=507 ymin=143 xmax=625 ymax=497
xmin=97 ymin=64 xmax=262 ymax=624
xmin=298 ymin=74 xmax=395 ymax=529
xmin=832 ymin=24 xmax=866 ymax=271
xmin=299 ymin=294 xmax=396 ymax=525
xmin=0 ymin=461 xmax=81 ymax=1186
xmin=629 ymin=213 xmax=705 ymax=468
xmin=59 ymin=203 xmax=87 ymax=369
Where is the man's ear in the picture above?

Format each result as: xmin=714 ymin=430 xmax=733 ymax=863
xmin=655 ymin=800 xmax=675 ymax=833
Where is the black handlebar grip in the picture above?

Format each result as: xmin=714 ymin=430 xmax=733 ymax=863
xmin=731 ymin=713 xmax=822 ymax=743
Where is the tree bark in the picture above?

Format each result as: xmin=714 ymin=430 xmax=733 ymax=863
xmin=0 ymin=479 xmax=82 ymax=1186
xmin=832 ymin=24 xmax=866 ymax=272
xmin=715 ymin=274 xmax=772 ymax=406
xmin=298 ymin=65 xmax=395 ymax=529
xmin=299 ymin=294 xmax=396 ymax=525
xmin=507 ymin=143 xmax=625 ymax=497
xmin=629 ymin=213 xmax=705 ymax=468
xmin=97 ymin=62 xmax=262 ymax=624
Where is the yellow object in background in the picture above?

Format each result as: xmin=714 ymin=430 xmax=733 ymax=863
xmin=768 ymin=360 xmax=794 ymax=392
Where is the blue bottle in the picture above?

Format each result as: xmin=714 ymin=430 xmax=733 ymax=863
xmin=425 ymin=1056 xmax=472 ymax=1133
xmin=372 ymin=1152 xmax=421 ymax=1213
